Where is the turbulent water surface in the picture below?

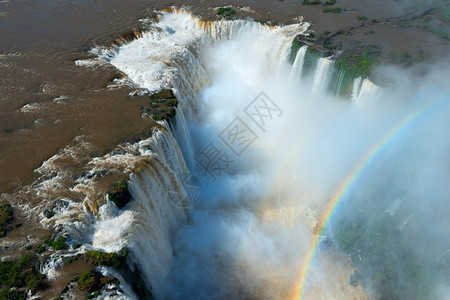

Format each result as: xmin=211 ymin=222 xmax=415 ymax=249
xmin=1 ymin=2 xmax=450 ymax=300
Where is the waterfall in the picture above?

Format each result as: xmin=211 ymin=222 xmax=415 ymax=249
xmin=351 ymin=77 xmax=381 ymax=105
xmin=83 ymin=127 xmax=192 ymax=299
xmin=351 ymin=76 xmax=362 ymax=103
xmin=88 ymin=10 xmax=365 ymax=299
xmin=356 ymin=78 xmax=381 ymax=104
xmin=79 ymin=9 xmax=400 ymax=300
xmin=312 ymin=57 xmax=335 ymax=94
xmin=290 ymin=45 xmax=307 ymax=82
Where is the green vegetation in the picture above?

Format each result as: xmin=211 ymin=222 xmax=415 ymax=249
xmin=335 ymin=48 xmax=378 ymax=78
xmin=25 ymin=245 xmax=32 ymax=251
xmin=87 ymin=290 xmax=100 ymax=299
xmin=423 ymin=24 xmax=449 ymax=40
xmin=35 ymin=245 xmax=45 ymax=254
xmin=0 ymin=204 xmax=13 ymax=237
xmin=39 ymin=236 xmax=69 ymax=252
xmin=357 ymin=15 xmax=368 ymax=21
xmin=65 ymin=258 xmax=72 ymax=264
xmin=0 ymin=254 xmax=46 ymax=297
xmin=147 ymin=89 xmax=179 ymax=122
xmin=152 ymin=111 xmax=162 ymax=121
xmin=50 ymin=236 xmax=68 ymax=250
xmin=109 ymin=181 xmax=131 ymax=209
xmin=303 ymin=47 xmax=324 ymax=77
xmin=73 ymin=243 xmax=82 ymax=250
xmin=217 ymin=7 xmax=236 ymax=17
xmin=2 ymin=128 xmax=13 ymax=133
xmin=149 ymin=89 xmax=175 ymax=100
xmin=14 ymin=222 xmax=22 ymax=228
xmin=166 ymin=107 xmax=176 ymax=120
xmin=76 ymin=270 xmax=99 ymax=292
xmin=303 ymin=0 xmax=322 ymax=5
xmin=71 ymin=251 xmax=126 ymax=298
xmin=334 ymin=214 xmax=434 ymax=299
xmin=323 ymin=7 xmax=342 ymax=13
xmin=163 ymin=98 xmax=178 ymax=106
xmin=84 ymin=248 xmax=128 ymax=270
xmin=75 ymin=270 xmax=120 ymax=298
xmin=289 ymin=37 xmax=303 ymax=63
xmin=331 ymin=46 xmax=380 ymax=96
xmin=324 ymin=0 xmax=335 ymax=5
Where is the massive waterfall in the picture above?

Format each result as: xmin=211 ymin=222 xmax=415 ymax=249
xmin=69 ymin=9 xmax=450 ymax=300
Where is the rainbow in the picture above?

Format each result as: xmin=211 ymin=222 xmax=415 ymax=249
xmin=290 ymin=90 xmax=450 ymax=299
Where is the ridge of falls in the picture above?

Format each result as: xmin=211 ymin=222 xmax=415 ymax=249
xmin=63 ymin=8 xmax=450 ymax=300
xmin=85 ymin=10 xmax=369 ymax=299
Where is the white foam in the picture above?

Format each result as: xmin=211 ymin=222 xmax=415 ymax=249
xmin=20 ymin=102 xmax=39 ymax=113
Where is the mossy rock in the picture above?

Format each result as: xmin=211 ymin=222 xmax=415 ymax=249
xmin=109 ymin=181 xmax=131 ymax=209
xmin=76 ymin=270 xmax=101 ymax=293
xmin=149 ymin=89 xmax=175 ymax=100
xmin=84 ymin=248 xmax=128 ymax=269
xmin=0 ymin=254 xmax=46 ymax=294
xmin=0 ymin=204 xmax=13 ymax=237
xmin=152 ymin=111 xmax=163 ymax=121
xmin=163 ymin=98 xmax=178 ymax=107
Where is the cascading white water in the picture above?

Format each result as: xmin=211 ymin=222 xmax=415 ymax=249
xmin=290 ymin=45 xmax=308 ymax=82
xmin=351 ymin=76 xmax=362 ymax=103
xmin=125 ymin=129 xmax=191 ymax=297
xmin=312 ymin=57 xmax=335 ymax=94
xmin=356 ymin=78 xmax=381 ymax=104
xmin=79 ymin=9 xmax=450 ymax=300
xmin=351 ymin=77 xmax=381 ymax=105
xmin=92 ymin=10 xmax=370 ymax=299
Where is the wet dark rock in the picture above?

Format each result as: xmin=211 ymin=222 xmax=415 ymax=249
xmin=43 ymin=209 xmax=55 ymax=219
xmin=109 ymin=181 xmax=132 ymax=209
